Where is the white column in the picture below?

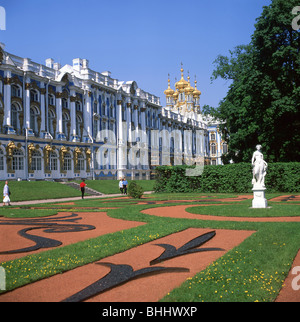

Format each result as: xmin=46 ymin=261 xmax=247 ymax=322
xmin=56 ymin=85 xmax=63 ymax=136
xmin=140 ymin=107 xmax=148 ymax=170
xmin=3 ymin=71 xmax=11 ymax=127
xmin=134 ymin=104 xmax=139 ymax=139
xmin=126 ymin=102 xmax=132 ymax=143
xmin=70 ymin=89 xmax=76 ymax=141
xmin=133 ymin=104 xmax=140 ymax=170
xmin=95 ymin=89 xmax=100 ymax=137
xmin=25 ymin=78 xmax=31 ymax=129
xmin=117 ymin=99 xmax=126 ymax=178
xmin=40 ymin=83 xmax=46 ymax=133
xmin=83 ymin=90 xmax=92 ymax=140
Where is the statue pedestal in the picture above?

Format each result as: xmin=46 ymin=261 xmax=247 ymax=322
xmin=252 ymin=186 xmax=268 ymax=208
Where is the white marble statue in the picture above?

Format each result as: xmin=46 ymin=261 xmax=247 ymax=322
xmin=251 ymin=144 xmax=268 ymax=188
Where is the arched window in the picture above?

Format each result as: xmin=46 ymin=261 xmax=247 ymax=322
xmin=76 ymin=153 xmax=85 ymax=171
xmin=76 ymin=114 xmax=83 ymax=138
xmin=93 ymin=118 xmax=98 ymax=140
xmin=11 ymin=85 xmax=21 ymax=98
xmin=50 ymin=151 xmax=58 ymax=171
xmin=62 ymin=112 xmax=70 ymax=137
xmin=30 ymin=90 xmax=39 ymax=103
xmin=31 ymin=150 xmax=42 ymax=171
xmin=48 ymin=109 xmax=56 ymax=137
xmin=12 ymin=149 xmax=24 ymax=170
xmin=11 ymin=102 xmax=22 ymax=134
xmin=48 ymin=94 xmax=55 ymax=106
xmin=93 ymin=101 xmax=98 ymax=114
xmin=109 ymin=105 xmax=114 ymax=118
xmin=75 ymin=101 xmax=82 ymax=112
xmin=62 ymin=98 xmax=68 ymax=109
xmin=222 ymin=143 xmax=228 ymax=154
xmin=0 ymin=149 xmax=4 ymax=171
xmin=63 ymin=152 xmax=72 ymax=171
xmin=30 ymin=106 xmax=39 ymax=135
xmin=170 ymin=137 xmax=174 ymax=152
xmin=98 ymin=95 xmax=102 ymax=114
xmin=211 ymin=143 xmax=216 ymax=155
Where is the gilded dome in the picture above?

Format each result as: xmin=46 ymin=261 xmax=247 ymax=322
xmin=173 ymin=89 xmax=179 ymax=99
xmin=185 ymin=75 xmax=194 ymax=94
xmin=164 ymin=77 xmax=175 ymax=97
xmin=175 ymin=67 xmax=189 ymax=91
xmin=193 ymin=79 xmax=201 ymax=97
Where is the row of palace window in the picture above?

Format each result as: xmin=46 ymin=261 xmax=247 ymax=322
xmin=11 ymin=83 xmax=159 ymax=124
xmin=0 ymin=149 xmax=85 ymax=172
xmin=10 ymin=105 xmax=158 ymax=141
xmin=210 ymin=143 xmax=228 ymax=155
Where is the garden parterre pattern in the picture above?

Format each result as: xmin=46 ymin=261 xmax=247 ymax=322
xmin=0 ymin=194 xmax=300 ymax=302
xmin=0 ymin=211 xmax=145 ymax=262
xmin=0 ymin=228 xmax=254 ymax=302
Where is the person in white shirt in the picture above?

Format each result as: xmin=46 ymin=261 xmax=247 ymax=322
xmin=3 ymin=181 xmax=11 ymax=206
xmin=119 ymin=178 xmax=123 ymax=194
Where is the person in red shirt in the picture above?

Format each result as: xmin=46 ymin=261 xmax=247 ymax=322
xmin=80 ymin=179 xmax=87 ymax=199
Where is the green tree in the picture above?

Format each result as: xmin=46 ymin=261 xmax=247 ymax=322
xmin=128 ymin=181 xmax=144 ymax=199
xmin=212 ymin=0 xmax=300 ymax=163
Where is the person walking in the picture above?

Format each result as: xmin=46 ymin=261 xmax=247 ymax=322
xmin=119 ymin=178 xmax=123 ymax=194
xmin=80 ymin=179 xmax=87 ymax=199
xmin=3 ymin=181 xmax=11 ymax=206
xmin=122 ymin=177 xmax=128 ymax=195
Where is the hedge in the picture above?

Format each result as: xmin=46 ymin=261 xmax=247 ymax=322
xmin=153 ymin=163 xmax=300 ymax=193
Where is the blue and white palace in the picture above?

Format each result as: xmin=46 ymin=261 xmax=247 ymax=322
xmin=0 ymin=43 xmax=226 ymax=181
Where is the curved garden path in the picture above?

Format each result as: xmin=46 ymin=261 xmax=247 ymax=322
xmin=142 ymin=204 xmax=300 ymax=222
xmin=0 ymin=195 xmax=299 ymax=302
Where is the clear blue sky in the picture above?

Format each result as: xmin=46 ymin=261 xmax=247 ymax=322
xmin=0 ymin=0 xmax=272 ymax=107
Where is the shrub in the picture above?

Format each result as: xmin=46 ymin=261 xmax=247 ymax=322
xmin=154 ymin=163 xmax=300 ymax=193
xmin=128 ymin=181 xmax=144 ymax=199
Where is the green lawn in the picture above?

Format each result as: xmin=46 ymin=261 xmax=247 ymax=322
xmin=72 ymin=179 xmax=155 ymax=194
xmin=185 ymin=203 xmax=300 ymax=217
xmin=1 ymin=181 xmax=81 ymax=202
xmin=0 ymin=180 xmax=155 ymax=202
xmin=0 ymin=192 xmax=299 ymax=302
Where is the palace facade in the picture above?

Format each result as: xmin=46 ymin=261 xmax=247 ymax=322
xmin=0 ymin=43 xmax=226 ymax=181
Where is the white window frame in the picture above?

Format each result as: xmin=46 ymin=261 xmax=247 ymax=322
xmin=63 ymin=152 xmax=72 ymax=171
xmin=31 ymin=150 xmax=42 ymax=171
xmin=12 ymin=149 xmax=24 ymax=171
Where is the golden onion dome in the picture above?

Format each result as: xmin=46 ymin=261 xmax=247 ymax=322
xmin=175 ymin=67 xmax=189 ymax=91
xmin=185 ymin=75 xmax=194 ymax=94
xmin=164 ymin=76 xmax=175 ymax=97
xmin=173 ymin=89 xmax=179 ymax=99
xmin=193 ymin=79 xmax=201 ymax=97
